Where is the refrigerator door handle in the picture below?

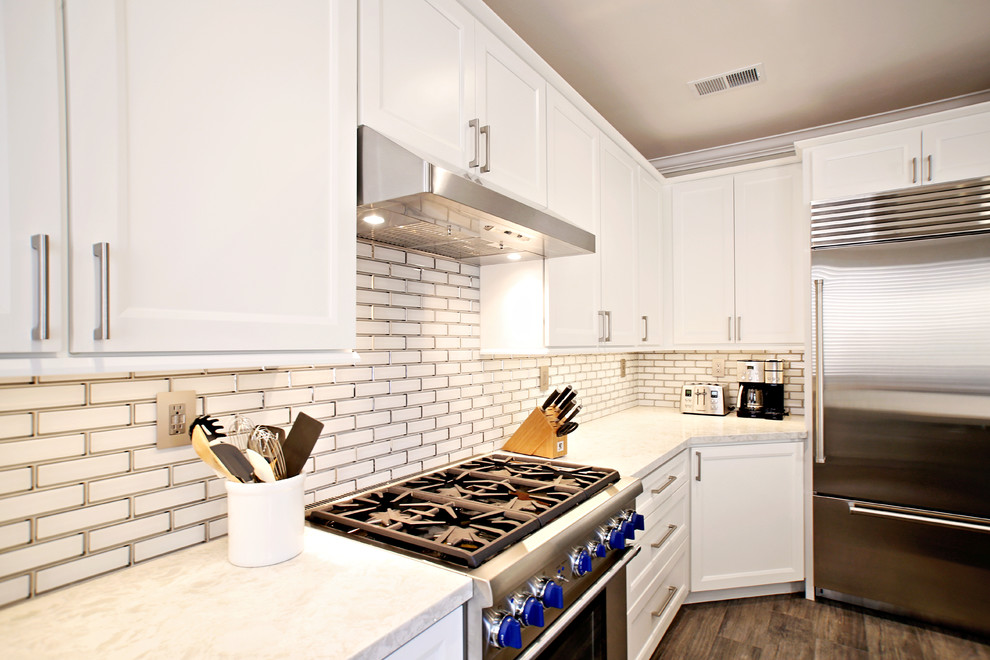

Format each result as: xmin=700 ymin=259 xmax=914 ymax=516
xmin=848 ymin=503 xmax=990 ymax=534
xmin=814 ymin=279 xmax=825 ymax=463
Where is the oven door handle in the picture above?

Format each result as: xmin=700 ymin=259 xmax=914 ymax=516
xmin=516 ymin=545 xmax=641 ymax=660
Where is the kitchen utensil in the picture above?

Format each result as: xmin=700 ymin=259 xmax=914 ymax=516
xmin=282 ymin=412 xmax=325 ymax=478
xmin=227 ymin=414 xmax=254 ymax=451
xmin=210 ymin=442 xmax=257 ymax=483
xmin=560 ymin=405 xmax=581 ymax=425
xmin=556 ymin=399 xmax=577 ymax=421
xmin=555 ymin=388 xmax=577 ymax=411
xmin=189 ymin=416 xmax=231 ymax=479
xmin=541 ymin=389 xmax=560 ymax=410
xmin=248 ymin=425 xmax=286 ymax=478
xmin=556 ymin=422 xmax=578 ymax=437
xmin=246 ymin=448 xmax=276 ymax=483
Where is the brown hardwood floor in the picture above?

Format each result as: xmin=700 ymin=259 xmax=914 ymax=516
xmin=650 ymin=593 xmax=990 ymax=660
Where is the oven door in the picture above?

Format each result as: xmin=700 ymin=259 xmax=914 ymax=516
xmin=519 ymin=546 xmax=639 ymax=660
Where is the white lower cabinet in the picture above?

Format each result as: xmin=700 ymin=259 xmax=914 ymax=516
xmin=690 ymin=442 xmax=804 ymax=592
xmin=386 ymin=607 xmax=464 ymax=660
xmin=627 ymin=451 xmax=689 ymax=660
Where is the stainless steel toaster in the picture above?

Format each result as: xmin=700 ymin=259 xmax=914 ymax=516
xmin=681 ymin=383 xmax=729 ymax=416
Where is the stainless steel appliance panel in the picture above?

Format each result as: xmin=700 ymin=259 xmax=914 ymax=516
xmin=814 ymin=495 xmax=990 ymax=636
xmin=812 ymin=233 xmax=990 ymax=519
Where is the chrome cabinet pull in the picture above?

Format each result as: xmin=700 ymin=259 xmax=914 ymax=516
xmin=480 ymin=124 xmax=491 ymax=173
xmin=926 ymin=154 xmax=933 ymax=182
xmin=727 ymin=316 xmax=733 ymax=341
xmin=695 ymin=451 xmax=702 ymax=481
xmin=651 ymin=475 xmax=677 ymax=495
xmin=642 ymin=315 xmax=648 ymax=342
xmin=604 ymin=310 xmax=611 ymax=342
xmin=597 ymin=311 xmax=606 ymax=342
xmin=651 ymin=524 xmax=678 ymax=549
xmin=93 ymin=242 xmax=110 ymax=340
xmin=911 ymin=157 xmax=918 ymax=183
xmin=651 ymin=586 xmax=679 ymax=618
xmin=31 ymin=234 xmax=51 ymax=340
xmin=736 ymin=316 xmax=741 ymax=342
xmin=814 ymin=279 xmax=825 ymax=463
xmin=468 ymin=118 xmax=480 ymax=168
xmin=848 ymin=503 xmax=990 ymax=533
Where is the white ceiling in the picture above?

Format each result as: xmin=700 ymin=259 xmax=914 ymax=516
xmin=482 ymin=0 xmax=990 ymax=161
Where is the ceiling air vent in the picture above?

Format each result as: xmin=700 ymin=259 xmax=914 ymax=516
xmin=690 ymin=63 xmax=765 ymax=97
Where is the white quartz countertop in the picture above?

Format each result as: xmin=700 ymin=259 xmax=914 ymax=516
xmin=0 ymin=526 xmax=474 ymax=660
xmin=561 ymin=407 xmax=808 ymax=478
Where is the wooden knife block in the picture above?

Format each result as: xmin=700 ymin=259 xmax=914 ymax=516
xmin=502 ymin=407 xmax=567 ymax=459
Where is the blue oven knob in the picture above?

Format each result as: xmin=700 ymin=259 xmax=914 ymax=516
xmin=571 ymin=548 xmax=593 ymax=577
xmin=631 ymin=512 xmax=645 ymax=531
xmin=536 ymin=578 xmax=564 ymax=609
xmin=607 ymin=527 xmax=626 ymax=551
xmin=588 ymin=540 xmax=607 ymax=558
xmin=488 ymin=613 xmax=523 ymax=649
xmin=620 ymin=519 xmax=635 ymax=540
xmin=520 ymin=596 xmax=545 ymax=628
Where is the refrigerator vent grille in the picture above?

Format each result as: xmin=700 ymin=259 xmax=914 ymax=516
xmin=810 ymin=176 xmax=990 ymax=248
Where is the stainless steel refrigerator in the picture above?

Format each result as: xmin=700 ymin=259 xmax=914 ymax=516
xmin=810 ymin=176 xmax=990 ymax=636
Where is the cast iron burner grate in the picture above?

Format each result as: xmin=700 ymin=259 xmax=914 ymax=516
xmin=305 ymin=454 xmax=620 ymax=568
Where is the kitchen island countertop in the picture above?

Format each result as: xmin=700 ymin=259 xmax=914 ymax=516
xmin=561 ymin=406 xmax=808 ymax=478
xmin=0 ymin=525 xmax=473 ymax=660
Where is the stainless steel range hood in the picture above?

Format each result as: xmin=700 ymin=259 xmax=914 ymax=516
xmin=357 ymin=126 xmax=595 ymax=265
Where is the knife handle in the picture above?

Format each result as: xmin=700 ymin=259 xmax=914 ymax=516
xmin=556 ymin=389 xmax=577 ymax=411
xmin=542 ymin=389 xmax=560 ymax=410
xmin=561 ymin=405 xmax=582 ymax=425
xmin=557 ymin=400 xmax=576 ymax=420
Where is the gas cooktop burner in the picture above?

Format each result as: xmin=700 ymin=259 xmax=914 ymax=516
xmin=306 ymin=454 xmax=620 ymax=568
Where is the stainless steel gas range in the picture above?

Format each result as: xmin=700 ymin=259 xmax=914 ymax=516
xmin=306 ymin=453 xmax=644 ymax=660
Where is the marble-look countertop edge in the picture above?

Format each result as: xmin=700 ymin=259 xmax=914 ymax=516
xmin=625 ymin=430 xmax=808 ymax=479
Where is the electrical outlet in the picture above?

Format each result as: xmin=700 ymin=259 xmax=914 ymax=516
xmin=539 ymin=365 xmax=550 ymax=391
xmin=712 ymin=357 xmax=726 ymax=378
xmin=620 ymin=359 xmax=627 ymax=378
xmin=156 ymin=390 xmax=197 ymax=449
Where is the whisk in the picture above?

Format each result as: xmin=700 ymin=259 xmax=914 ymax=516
xmin=248 ymin=425 xmax=286 ymax=480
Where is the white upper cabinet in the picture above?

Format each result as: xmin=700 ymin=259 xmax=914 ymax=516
xmin=359 ymin=0 xmax=476 ymax=172
xmin=806 ymin=108 xmax=990 ymax=201
xmin=64 ymin=0 xmax=355 ymax=355
xmin=671 ymin=175 xmax=735 ymax=345
xmin=474 ymin=23 xmax=547 ymax=205
xmin=923 ymin=112 xmax=990 ymax=184
xmin=672 ymin=164 xmax=802 ymax=346
xmin=0 ymin=0 xmax=64 ymax=355
xmin=546 ymin=87 xmax=598 ymax=234
xmin=636 ymin=169 xmax=663 ymax=347
xmin=598 ymin=136 xmax=639 ymax=346
xmin=359 ymin=0 xmax=546 ymax=207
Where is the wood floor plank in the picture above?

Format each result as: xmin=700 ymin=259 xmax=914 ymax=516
xmin=650 ymin=593 xmax=990 ymax=660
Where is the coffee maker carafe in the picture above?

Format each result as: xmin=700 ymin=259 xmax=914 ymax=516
xmin=736 ymin=360 xmax=785 ymax=420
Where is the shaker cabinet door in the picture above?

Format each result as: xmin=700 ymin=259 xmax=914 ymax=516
xmin=359 ymin=0 xmax=476 ymax=173
xmin=923 ymin=112 xmax=990 ymax=185
xmin=599 ymin=137 xmax=638 ymax=346
xmin=64 ymin=0 xmax=355 ymax=354
xmin=0 ymin=0 xmax=64 ymax=355
xmin=808 ymin=128 xmax=920 ymax=201
xmin=636 ymin=169 xmax=663 ymax=347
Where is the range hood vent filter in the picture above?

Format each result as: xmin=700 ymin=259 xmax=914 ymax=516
xmin=690 ymin=63 xmax=765 ymax=97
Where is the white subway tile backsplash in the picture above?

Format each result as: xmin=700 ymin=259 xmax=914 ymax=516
xmin=1 ymin=486 xmax=84 ymax=525
xmin=37 ymin=454 xmax=131 ymax=488
xmin=134 ymin=483 xmax=205 ymax=516
xmin=173 ymin=499 xmax=226 ymax=529
xmin=89 ymin=379 xmax=169 ymax=404
xmin=134 ymin=525 xmax=205 ymax=563
xmin=0 ymin=434 xmax=86 ymax=467
xmin=0 ymin=468 xmax=31 ymax=496
xmin=237 ymin=371 xmax=290 ymax=391
xmin=0 ymin=413 xmax=33 ymax=439
xmin=36 ymin=547 xmax=130 ymax=593
xmin=36 ymin=501 xmax=130 ymax=540
xmin=0 ymin=385 xmax=86 ymax=412
xmin=0 ymin=521 xmax=31 ymax=551
xmin=88 ymin=470 xmax=169 ymax=503
xmin=38 ymin=406 xmax=131 ymax=435
xmin=0 ymin=535 xmax=83 ymax=579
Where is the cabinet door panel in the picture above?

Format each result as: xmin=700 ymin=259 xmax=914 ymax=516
xmin=359 ymin=0 xmax=474 ymax=171
xmin=0 ymin=0 xmax=63 ymax=354
xmin=476 ymin=24 xmax=546 ymax=206
xmin=671 ymin=176 xmax=734 ymax=344
xmin=599 ymin=137 xmax=638 ymax=346
xmin=691 ymin=442 xmax=804 ymax=592
xmin=637 ymin=169 xmax=662 ymax=347
xmin=65 ymin=0 xmax=354 ymax=354
xmin=924 ymin=112 xmax=990 ymax=184
xmin=733 ymin=165 xmax=803 ymax=344
xmin=809 ymin=128 xmax=920 ymax=201
xmin=546 ymin=87 xmax=597 ymax=234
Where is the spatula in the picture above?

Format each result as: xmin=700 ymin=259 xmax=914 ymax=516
xmin=281 ymin=412 xmax=324 ymax=478
xmin=210 ymin=442 xmax=257 ymax=483
xmin=189 ymin=416 xmax=232 ymax=480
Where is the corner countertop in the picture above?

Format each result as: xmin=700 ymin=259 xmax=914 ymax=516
xmin=560 ymin=406 xmax=808 ymax=478
xmin=0 ymin=526 xmax=473 ymax=660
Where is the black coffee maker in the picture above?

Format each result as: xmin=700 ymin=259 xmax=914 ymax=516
xmin=736 ymin=360 xmax=785 ymax=420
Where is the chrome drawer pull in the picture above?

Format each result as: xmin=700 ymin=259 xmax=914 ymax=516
xmin=651 ymin=586 xmax=678 ymax=618
xmin=651 ymin=524 xmax=677 ymax=549
xmin=93 ymin=242 xmax=110 ymax=340
xmin=468 ymin=118 xmax=480 ymax=168
xmin=651 ymin=475 xmax=677 ymax=495
xmin=848 ymin=503 xmax=990 ymax=533
xmin=31 ymin=234 xmax=50 ymax=340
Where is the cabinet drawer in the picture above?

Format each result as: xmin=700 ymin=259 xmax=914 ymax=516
xmin=635 ymin=451 xmax=688 ymax=516
xmin=627 ymin=540 xmax=689 ymax=660
xmin=628 ymin=485 xmax=689 ymax=609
